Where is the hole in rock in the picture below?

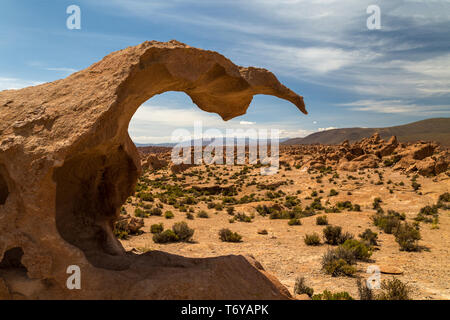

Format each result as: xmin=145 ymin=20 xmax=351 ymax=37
xmin=54 ymin=146 xmax=139 ymax=271
xmin=0 ymin=247 xmax=27 ymax=272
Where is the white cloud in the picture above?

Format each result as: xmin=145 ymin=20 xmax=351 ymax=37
xmin=318 ymin=127 xmax=337 ymax=131
xmin=240 ymin=121 xmax=255 ymax=125
xmin=0 ymin=77 xmax=43 ymax=91
xmin=338 ymin=99 xmax=450 ymax=116
xmin=45 ymin=67 xmax=78 ymax=75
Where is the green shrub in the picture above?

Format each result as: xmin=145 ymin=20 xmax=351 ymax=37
xmin=394 ymin=222 xmax=421 ymax=251
xmin=359 ymin=228 xmax=378 ymax=246
xmin=439 ymin=192 xmax=450 ymax=202
xmin=357 ymin=279 xmax=374 ymax=300
xmin=164 ymin=211 xmax=174 ymax=219
xmin=234 ymin=212 xmax=252 ymax=222
xmin=372 ymin=210 xmax=404 ymax=234
xmin=288 ymin=218 xmax=302 ymax=226
xmin=377 ymin=278 xmax=410 ymax=300
xmin=186 ymin=212 xmax=194 ymax=220
xmin=323 ymin=225 xmax=342 ymax=245
xmin=336 ymin=201 xmax=353 ymax=211
xmin=150 ymin=223 xmax=164 ymax=234
xmin=172 ymin=221 xmax=194 ymax=242
xmin=197 ymin=210 xmax=209 ymax=218
xmin=329 ymin=189 xmax=339 ymax=196
xmin=321 ymin=248 xmax=356 ymax=277
xmin=372 ymin=197 xmax=382 ymax=210
xmin=153 ymin=229 xmax=179 ymax=243
xmin=294 ymin=277 xmax=314 ymax=297
xmin=316 ymin=215 xmax=328 ymax=225
xmin=412 ymin=181 xmax=421 ymax=191
xmin=226 ymin=206 xmax=235 ymax=215
xmin=323 ymin=226 xmax=353 ymax=245
xmin=340 ymin=239 xmax=372 ymax=261
xmin=416 ymin=204 xmax=439 ymax=223
xmin=304 ymin=233 xmax=321 ymax=246
xmin=150 ymin=207 xmax=163 ymax=216
xmin=312 ymin=290 xmax=354 ymax=300
xmin=219 ymin=228 xmax=242 ymax=242
xmin=134 ymin=208 xmax=147 ymax=218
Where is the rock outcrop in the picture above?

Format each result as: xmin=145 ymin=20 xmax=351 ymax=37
xmin=283 ymin=133 xmax=449 ymax=175
xmin=0 ymin=40 xmax=306 ymax=299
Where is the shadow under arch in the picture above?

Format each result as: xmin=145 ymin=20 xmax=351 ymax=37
xmin=52 ymin=40 xmax=306 ymax=271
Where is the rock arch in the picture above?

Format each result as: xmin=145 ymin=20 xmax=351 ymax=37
xmin=0 ymin=40 xmax=306 ymax=299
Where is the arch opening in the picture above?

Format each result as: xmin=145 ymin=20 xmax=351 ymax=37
xmin=54 ymin=145 xmax=139 ymax=270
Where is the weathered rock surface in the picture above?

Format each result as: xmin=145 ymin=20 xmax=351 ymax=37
xmin=285 ymin=133 xmax=449 ymax=176
xmin=0 ymin=40 xmax=306 ymax=299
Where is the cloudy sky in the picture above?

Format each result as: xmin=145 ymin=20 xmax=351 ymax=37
xmin=1 ymin=0 xmax=449 ymax=143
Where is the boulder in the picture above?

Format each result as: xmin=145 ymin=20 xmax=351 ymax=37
xmin=0 ymin=40 xmax=306 ymax=299
xmin=416 ymin=157 xmax=436 ymax=176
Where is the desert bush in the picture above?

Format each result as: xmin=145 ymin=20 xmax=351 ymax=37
xmin=134 ymin=208 xmax=147 ymax=218
xmin=164 ymin=211 xmax=174 ymax=219
xmin=234 ymin=212 xmax=252 ymax=222
xmin=219 ymin=228 xmax=242 ymax=242
xmin=312 ymin=290 xmax=354 ymax=300
xmin=415 ymin=205 xmax=439 ymax=223
xmin=357 ymin=279 xmax=374 ymax=300
xmin=186 ymin=212 xmax=194 ymax=220
xmin=437 ymin=192 xmax=450 ymax=209
xmin=353 ymin=204 xmax=361 ymax=211
xmin=150 ymin=223 xmax=164 ymax=234
xmin=372 ymin=210 xmax=404 ymax=234
xmin=288 ymin=218 xmax=302 ymax=226
xmin=172 ymin=221 xmax=194 ymax=242
xmin=394 ymin=222 xmax=421 ymax=251
xmin=329 ymin=189 xmax=339 ymax=196
xmin=150 ymin=207 xmax=163 ymax=216
xmin=153 ymin=229 xmax=179 ymax=243
xmin=310 ymin=197 xmax=324 ymax=210
xmin=197 ymin=210 xmax=209 ymax=218
xmin=336 ymin=201 xmax=353 ymax=211
xmin=304 ymin=233 xmax=321 ymax=246
xmin=226 ymin=206 xmax=235 ymax=215
xmin=316 ymin=215 xmax=328 ymax=225
xmin=340 ymin=239 xmax=372 ymax=261
xmin=411 ymin=181 xmax=421 ymax=191
xmin=321 ymin=248 xmax=356 ymax=277
xmin=138 ymin=192 xmax=154 ymax=202
xmin=294 ymin=277 xmax=314 ymax=297
xmin=323 ymin=226 xmax=353 ymax=245
xmin=359 ymin=228 xmax=378 ymax=246
xmin=372 ymin=197 xmax=382 ymax=210
xmin=377 ymin=278 xmax=410 ymax=300
xmin=439 ymin=192 xmax=450 ymax=202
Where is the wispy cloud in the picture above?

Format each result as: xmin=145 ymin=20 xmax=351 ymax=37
xmin=0 ymin=77 xmax=43 ymax=91
xmin=338 ymin=99 xmax=450 ymax=116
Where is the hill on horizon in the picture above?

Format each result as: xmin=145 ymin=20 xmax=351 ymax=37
xmin=282 ymin=118 xmax=450 ymax=147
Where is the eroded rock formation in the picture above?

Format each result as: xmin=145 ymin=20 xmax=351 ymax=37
xmin=0 ymin=40 xmax=306 ymax=299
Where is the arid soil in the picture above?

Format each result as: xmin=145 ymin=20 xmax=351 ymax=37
xmin=119 ymin=136 xmax=450 ymax=300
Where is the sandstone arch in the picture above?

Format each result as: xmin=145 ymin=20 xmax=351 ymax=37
xmin=0 ymin=40 xmax=306 ymax=299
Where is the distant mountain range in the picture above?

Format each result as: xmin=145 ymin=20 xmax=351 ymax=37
xmin=282 ymin=118 xmax=450 ymax=147
xmin=134 ymin=137 xmax=291 ymax=148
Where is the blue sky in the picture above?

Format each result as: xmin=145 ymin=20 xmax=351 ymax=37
xmin=1 ymin=0 xmax=449 ymax=143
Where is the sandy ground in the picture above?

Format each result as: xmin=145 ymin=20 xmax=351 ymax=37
xmin=120 ymin=164 xmax=450 ymax=300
